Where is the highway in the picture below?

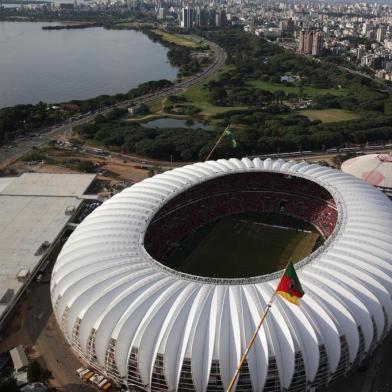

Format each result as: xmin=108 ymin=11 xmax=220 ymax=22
xmin=0 ymin=39 xmax=227 ymax=169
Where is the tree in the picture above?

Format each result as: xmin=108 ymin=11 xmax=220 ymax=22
xmin=287 ymin=92 xmax=299 ymax=102
xmin=298 ymin=81 xmax=304 ymax=101
xmin=332 ymin=153 xmax=356 ymax=168
xmin=27 ymin=360 xmax=51 ymax=383
xmin=76 ymin=161 xmax=96 ymax=173
xmin=273 ymin=90 xmax=285 ymax=105
xmin=148 ymin=166 xmax=163 ymax=177
xmin=27 ymin=361 xmax=42 ymax=383
xmin=0 ymin=376 xmax=18 ymax=392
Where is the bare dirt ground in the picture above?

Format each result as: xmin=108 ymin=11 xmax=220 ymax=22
xmin=6 ymin=147 xmax=152 ymax=186
xmin=0 ymin=276 xmax=96 ymax=391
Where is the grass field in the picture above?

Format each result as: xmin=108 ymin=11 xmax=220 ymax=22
xmin=165 ymin=213 xmax=320 ymax=279
xmin=181 ymin=65 xmax=247 ymax=116
xmin=148 ymin=98 xmax=164 ymax=113
xmin=249 ymin=80 xmax=348 ymax=98
xmin=145 ymin=65 xmax=246 ymax=117
xmin=299 ymin=109 xmax=360 ymax=123
xmin=152 ymin=30 xmax=202 ymax=48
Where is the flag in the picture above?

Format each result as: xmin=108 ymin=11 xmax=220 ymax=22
xmin=223 ymin=127 xmax=237 ymax=148
xmin=276 ymin=261 xmax=304 ymax=305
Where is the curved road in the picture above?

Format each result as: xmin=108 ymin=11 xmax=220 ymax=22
xmin=0 ymin=39 xmax=227 ymax=168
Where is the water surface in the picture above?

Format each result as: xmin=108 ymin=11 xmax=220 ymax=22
xmin=0 ymin=22 xmax=178 ymax=108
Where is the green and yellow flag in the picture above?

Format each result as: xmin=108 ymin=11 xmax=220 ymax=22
xmin=276 ymin=261 xmax=305 ymax=305
xmin=223 ymin=127 xmax=237 ymax=148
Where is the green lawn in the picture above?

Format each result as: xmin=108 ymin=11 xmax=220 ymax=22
xmin=148 ymin=98 xmax=163 ymax=113
xmin=164 ymin=213 xmax=320 ymax=279
xmin=249 ymin=80 xmax=348 ymax=98
xmin=300 ymin=109 xmax=360 ymax=123
xmin=152 ymin=30 xmax=201 ymax=48
xmin=144 ymin=65 xmax=245 ymax=117
xmin=181 ymin=65 xmax=247 ymax=116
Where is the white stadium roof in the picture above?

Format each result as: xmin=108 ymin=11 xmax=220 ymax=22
xmin=51 ymin=158 xmax=392 ymax=392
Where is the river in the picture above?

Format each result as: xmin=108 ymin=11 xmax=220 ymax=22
xmin=0 ymin=22 xmax=178 ymax=108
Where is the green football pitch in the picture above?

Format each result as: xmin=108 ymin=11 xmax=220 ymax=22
xmin=164 ymin=213 xmax=321 ymax=279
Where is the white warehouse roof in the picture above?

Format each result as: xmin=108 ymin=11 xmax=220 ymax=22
xmin=51 ymin=158 xmax=392 ymax=392
xmin=1 ymin=173 xmax=96 ymax=197
xmin=0 ymin=173 xmax=96 ymax=323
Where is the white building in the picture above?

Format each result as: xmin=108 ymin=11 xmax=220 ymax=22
xmin=0 ymin=173 xmax=96 ymax=326
xmin=52 ymin=158 xmax=392 ymax=392
xmin=180 ymin=7 xmax=194 ymax=28
xmin=376 ymin=26 xmax=386 ymax=43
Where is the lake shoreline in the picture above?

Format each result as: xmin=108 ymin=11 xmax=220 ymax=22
xmin=42 ymin=22 xmax=101 ymax=30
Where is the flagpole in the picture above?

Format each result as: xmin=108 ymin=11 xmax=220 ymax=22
xmin=226 ymin=261 xmax=292 ymax=392
xmin=226 ymin=291 xmax=277 ymax=392
xmin=205 ymin=128 xmax=227 ymax=161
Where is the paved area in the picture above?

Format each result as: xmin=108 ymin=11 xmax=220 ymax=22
xmin=320 ymin=334 xmax=392 ymax=392
xmin=0 ymin=263 xmax=97 ymax=391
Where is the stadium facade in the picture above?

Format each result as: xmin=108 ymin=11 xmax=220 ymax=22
xmin=51 ymin=158 xmax=392 ymax=392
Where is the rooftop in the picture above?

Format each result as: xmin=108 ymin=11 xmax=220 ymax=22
xmin=1 ymin=173 xmax=96 ymax=197
xmin=0 ymin=173 xmax=96 ymax=323
xmin=341 ymin=153 xmax=392 ymax=189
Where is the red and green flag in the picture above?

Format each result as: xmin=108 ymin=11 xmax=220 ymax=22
xmin=276 ymin=261 xmax=304 ymax=305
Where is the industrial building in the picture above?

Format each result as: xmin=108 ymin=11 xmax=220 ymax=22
xmin=0 ymin=173 xmax=97 ymax=327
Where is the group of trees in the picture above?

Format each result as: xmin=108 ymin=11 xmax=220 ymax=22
xmin=144 ymin=30 xmax=208 ymax=77
xmin=0 ymin=102 xmax=65 ymax=146
xmin=76 ymin=104 xmax=392 ymax=162
xmin=27 ymin=360 xmax=51 ymax=383
xmin=207 ymin=75 xmax=291 ymax=107
xmin=0 ymin=376 xmax=17 ymax=392
xmin=214 ymin=110 xmax=392 ymax=154
xmin=0 ymin=360 xmax=51 ymax=392
xmin=76 ymin=110 xmax=217 ymax=161
xmin=68 ymin=78 xmax=173 ymax=113
xmin=199 ymin=28 xmax=389 ymax=113
xmin=164 ymin=95 xmax=201 ymax=115
xmin=0 ymin=79 xmax=172 ymax=147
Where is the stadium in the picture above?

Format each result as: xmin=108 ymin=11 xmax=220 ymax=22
xmin=51 ymin=158 xmax=392 ymax=392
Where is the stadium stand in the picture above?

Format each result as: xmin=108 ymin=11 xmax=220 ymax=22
xmin=145 ymin=172 xmax=337 ymax=261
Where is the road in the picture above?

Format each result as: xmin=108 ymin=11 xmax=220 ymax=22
xmin=0 ymin=38 xmax=226 ymax=169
